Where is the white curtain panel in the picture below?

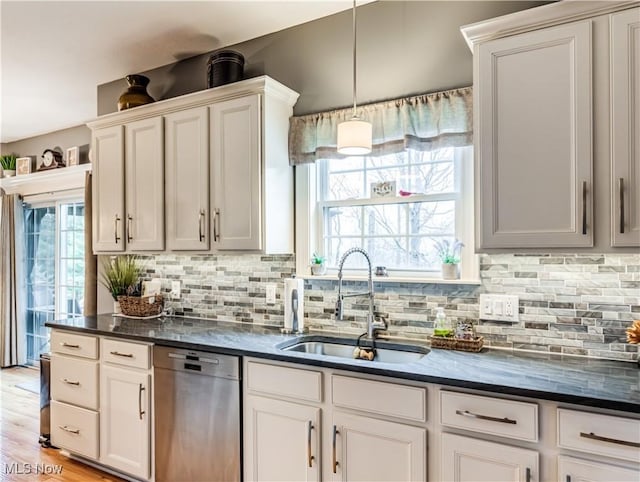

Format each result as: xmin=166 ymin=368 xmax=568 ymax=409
xmin=288 ymin=86 xmax=473 ymax=165
xmin=0 ymin=194 xmax=27 ymax=367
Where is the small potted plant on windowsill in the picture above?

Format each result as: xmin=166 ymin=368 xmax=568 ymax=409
xmin=310 ymin=252 xmax=327 ymax=276
xmin=435 ymin=239 xmax=464 ymax=280
xmin=1 ymin=154 xmax=17 ymax=177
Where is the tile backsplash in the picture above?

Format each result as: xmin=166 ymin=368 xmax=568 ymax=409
xmin=138 ymin=253 xmax=639 ymax=362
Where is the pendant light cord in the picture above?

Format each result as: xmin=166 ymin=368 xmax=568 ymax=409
xmin=351 ymin=0 xmax=358 ymax=119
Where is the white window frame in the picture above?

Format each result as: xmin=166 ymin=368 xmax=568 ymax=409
xmin=295 ymin=147 xmax=478 ymax=283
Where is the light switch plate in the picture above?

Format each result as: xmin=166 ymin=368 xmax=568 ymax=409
xmin=170 ymin=280 xmax=181 ymax=300
xmin=479 ymin=294 xmax=519 ymax=322
xmin=265 ymin=284 xmax=277 ymax=305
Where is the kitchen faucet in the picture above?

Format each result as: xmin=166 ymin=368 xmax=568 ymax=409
xmin=335 ymin=247 xmax=388 ymax=339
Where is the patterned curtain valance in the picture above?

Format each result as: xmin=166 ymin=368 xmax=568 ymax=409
xmin=288 ymin=86 xmax=473 ymax=165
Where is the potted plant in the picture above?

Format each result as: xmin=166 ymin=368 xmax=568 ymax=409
xmin=1 ymin=154 xmax=17 ymax=177
xmin=435 ymin=239 xmax=464 ymax=280
xmin=99 ymin=255 xmax=143 ymax=313
xmin=310 ymin=252 xmax=327 ymax=275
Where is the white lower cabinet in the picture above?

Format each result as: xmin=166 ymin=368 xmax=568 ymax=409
xmin=99 ymin=361 xmax=151 ymax=479
xmin=244 ymin=395 xmax=320 ymax=482
xmin=441 ymin=433 xmax=539 ymax=482
xmin=558 ymin=456 xmax=639 ymax=482
xmin=331 ymin=410 xmax=426 ymax=482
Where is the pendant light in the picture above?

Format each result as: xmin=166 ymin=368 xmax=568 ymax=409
xmin=337 ymin=0 xmax=372 ymax=155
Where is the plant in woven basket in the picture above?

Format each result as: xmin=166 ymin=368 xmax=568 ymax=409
xmin=626 ymin=320 xmax=640 ymax=344
xmin=99 ymin=255 xmax=143 ymax=301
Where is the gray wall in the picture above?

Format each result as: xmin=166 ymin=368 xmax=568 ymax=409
xmin=2 ymin=124 xmax=90 ymax=161
xmin=98 ymin=1 xmax=548 ymax=116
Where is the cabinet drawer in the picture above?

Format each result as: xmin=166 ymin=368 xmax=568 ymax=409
xmin=440 ymin=391 xmax=538 ymax=442
xmin=557 ymin=408 xmax=640 ymax=462
xmin=246 ymin=361 xmax=322 ymax=403
xmin=51 ymin=331 xmax=98 ymax=359
xmin=51 ymin=400 xmax=99 ymax=460
xmin=101 ymin=338 xmax=150 ymax=369
xmin=51 ymin=354 xmax=99 ymax=410
xmin=332 ymin=375 xmax=426 ymax=422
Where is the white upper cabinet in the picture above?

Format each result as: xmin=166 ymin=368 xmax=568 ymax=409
xmin=611 ymin=7 xmax=640 ymax=247
xmin=125 ymin=117 xmax=164 ymax=251
xmin=474 ymin=20 xmax=593 ymax=249
xmin=165 ymin=107 xmax=209 ymax=251
xmin=462 ymin=1 xmax=640 ymax=251
xmin=88 ymin=76 xmax=299 ymax=254
xmin=211 ymin=94 xmax=261 ymax=251
xmin=92 ymin=125 xmax=125 ymax=252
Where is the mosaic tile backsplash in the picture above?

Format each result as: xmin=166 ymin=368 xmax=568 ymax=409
xmin=137 ymin=253 xmax=640 ymax=362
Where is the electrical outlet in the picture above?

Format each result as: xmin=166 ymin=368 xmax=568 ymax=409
xmin=265 ymin=284 xmax=277 ymax=305
xmin=170 ymin=280 xmax=181 ymax=300
xmin=479 ymin=294 xmax=519 ymax=322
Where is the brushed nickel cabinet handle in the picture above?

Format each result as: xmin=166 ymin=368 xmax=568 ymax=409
xmin=110 ymin=351 xmax=133 ymax=358
xmin=213 ymin=208 xmax=221 ymax=242
xmin=579 ymin=431 xmax=640 ymax=448
xmin=307 ymin=421 xmax=314 ymax=468
xmin=526 ymin=467 xmax=531 ymax=482
xmin=60 ymin=342 xmax=80 ymax=349
xmin=114 ymin=214 xmax=121 ymax=244
xmin=619 ymin=177 xmax=625 ymax=234
xmin=332 ymin=425 xmax=339 ymax=474
xmin=138 ymin=384 xmax=145 ymax=420
xmin=59 ymin=425 xmax=80 ymax=434
xmin=581 ymin=181 xmax=587 ymax=235
xmin=62 ymin=378 xmax=80 ymax=386
xmin=455 ymin=409 xmax=517 ymax=425
xmin=127 ymin=214 xmax=133 ymax=243
xmin=199 ymin=209 xmax=205 ymax=242
xmin=566 ymin=476 xmax=571 ymax=482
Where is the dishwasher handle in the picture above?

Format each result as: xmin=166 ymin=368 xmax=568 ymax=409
xmin=153 ymin=345 xmax=239 ymax=380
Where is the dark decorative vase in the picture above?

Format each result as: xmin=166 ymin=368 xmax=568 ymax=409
xmin=117 ymin=74 xmax=155 ymax=111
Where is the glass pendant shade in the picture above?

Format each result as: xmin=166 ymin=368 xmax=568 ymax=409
xmin=337 ymin=118 xmax=372 ymax=155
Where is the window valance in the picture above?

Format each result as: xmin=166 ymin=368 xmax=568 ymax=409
xmin=288 ymin=86 xmax=472 ymax=165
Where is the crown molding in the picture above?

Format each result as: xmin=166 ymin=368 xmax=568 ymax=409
xmin=460 ymin=0 xmax=640 ymax=50
xmin=0 ymin=163 xmax=91 ymax=196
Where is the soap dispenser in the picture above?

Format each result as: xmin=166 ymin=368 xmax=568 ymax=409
xmin=433 ymin=307 xmax=451 ymax=336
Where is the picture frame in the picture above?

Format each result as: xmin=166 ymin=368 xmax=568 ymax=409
xmin=66 ymin=146 xmax=79 ymax=167
xmin=370 ymin=180 xmax=397 ymax=198
xmin=16 ymin=157 xmax=32 ymax=175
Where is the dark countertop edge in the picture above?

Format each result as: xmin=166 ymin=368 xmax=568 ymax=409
xmin=46 ymin=322 xmax=640 ymax=414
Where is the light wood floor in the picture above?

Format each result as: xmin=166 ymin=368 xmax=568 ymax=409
xmin=0 ymin=366 xmax=122 ymax=481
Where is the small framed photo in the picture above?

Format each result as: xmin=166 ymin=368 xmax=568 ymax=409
xmin=370 ymin=180 xmax=396 ymax=198
xmin=66 ymin=146 xmax=79 ymax=167
xmin=16 ymin=157 xmax=32 ymax=175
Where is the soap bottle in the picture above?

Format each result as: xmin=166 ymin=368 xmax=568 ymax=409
xmin=433 ymin=307 xmax=451 ymax=336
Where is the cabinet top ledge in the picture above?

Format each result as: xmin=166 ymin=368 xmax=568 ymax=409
xmin=87 ymin=75 xmax=300 ymax=131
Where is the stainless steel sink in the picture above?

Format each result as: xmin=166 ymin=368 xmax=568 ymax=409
xmin=277 ymin=336 xmax=429 ymax=364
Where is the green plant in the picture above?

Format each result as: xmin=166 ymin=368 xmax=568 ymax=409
xmin=0 ymin=154 xmax=17 ymax=170
xmin=99 ymin=255 xmax=144 ymax=300
xmin=434 ymin=239 xmax=464 ymax=265
xmin=311 ymin=252 xmax=325 ymax=265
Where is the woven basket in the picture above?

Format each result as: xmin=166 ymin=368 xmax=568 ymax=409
xmin=430 ymin=335 xmax=484 ymax=353
xmin=117 ymin=294 xmax=164 ymax=317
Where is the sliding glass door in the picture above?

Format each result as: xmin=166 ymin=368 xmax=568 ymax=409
xmin=24 ymin=200 xmax=85 ymax=364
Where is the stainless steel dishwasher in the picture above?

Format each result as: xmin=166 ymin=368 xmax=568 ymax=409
xmin=153 ymin=345 xmax=241 ymax=482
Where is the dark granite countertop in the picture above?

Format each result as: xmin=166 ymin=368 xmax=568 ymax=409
xmin=46 ymin=315 xmax=640 ymax=413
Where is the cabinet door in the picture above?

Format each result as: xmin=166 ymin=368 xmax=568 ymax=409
xmin=165 ymin=107 xmax=209 ymax=250
xmin=211 ymin=94 xmax=262 ymax=251
xmin=92 ymin=125 xmax=125 ymax=252
xmin=100 ymin=365 xmax=150 ymax=480
xmin=331 ymin=410 xmax=426 ymax=482
xmin=611 ymin=7 xmax=640 ymax=247
xmin=244 ymin=395 xmax=320 ymax=482
xmin=476 ymin=21 xmax=593 ymax=248
xmin=558 ymin=455 xmax=639 ymax=482
xmin=125 ymin=117 xmax=164 ymax=251
xmin=441 ymin=433 xmax=538 ymax=482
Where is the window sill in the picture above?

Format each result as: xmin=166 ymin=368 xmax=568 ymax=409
xmin=300 ymin=274 xmax=481 ymax=285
